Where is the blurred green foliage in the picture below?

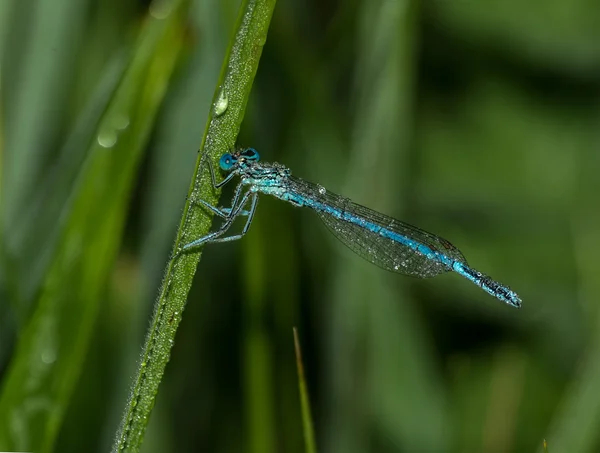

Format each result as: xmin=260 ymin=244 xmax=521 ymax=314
xmin=1 ymin=0 xmax=600 ymax=452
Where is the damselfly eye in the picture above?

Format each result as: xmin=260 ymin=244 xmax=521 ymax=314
xmin=219 ymin=153 xmax=235 ymax=171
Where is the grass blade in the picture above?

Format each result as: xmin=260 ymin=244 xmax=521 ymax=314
xmin=112 ymin=0 xmax=278 ymax=451
xmin=0 ymin=2 xmax=187 ymax=451
xmin=293 ymin=327 xmax=317 ymax=453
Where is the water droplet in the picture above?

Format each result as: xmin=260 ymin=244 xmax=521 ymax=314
xmin=317 ymin=184 xmax=326 ymax=195
xmin=149 ymin=0 xmax=172 ymax=19
xmin=98 ymin=129 xmax=117 ymax=148
xmin=214 ymin=88 xmax=228 ymax=116
xmin=141 ymin=361 xmax=147 ymax=367
xmin=41 ymin=349 xmax=57 ymax=364
xmin=113 ymin=113 xmax=130 ymax=130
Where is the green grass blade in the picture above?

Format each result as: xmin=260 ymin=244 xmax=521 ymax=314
xmin=1 ymin=0 xmax=89 ymax=232
xmin=0 ymin=3 xmax=188 ymax=451
xmin=8 ymin=53 xmax=128 ymax=311
xmin=112 ymin=1 xmax=277 ymax=451
xmin=539 ymin=317 xmax=600 ymax=453
xmin=293 ymin=328 xmax=317 ymax=453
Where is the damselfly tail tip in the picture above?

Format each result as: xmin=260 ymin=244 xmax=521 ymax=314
xmin=453 ymin=262 xmax=522 ymax=308
xmin=505 ymin=290 xmax=522 ymax=309
xmin=487 ymin=281 xmax=521 ymax=308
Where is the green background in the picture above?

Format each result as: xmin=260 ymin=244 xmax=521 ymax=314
xmin=1 ymin=0 xmax=599 ymax=452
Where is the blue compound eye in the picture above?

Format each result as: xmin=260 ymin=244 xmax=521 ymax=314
xmin=219 ymin=153 xmax=235 ymax=171
xmin=241 ymin=148 xmax=260 ymax=162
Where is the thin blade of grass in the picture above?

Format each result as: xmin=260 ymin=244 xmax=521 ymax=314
xmin=1 ymin=0 xmax=89 ymax=232
xmin=0 ymin=2 xmax=188 ymax=451
xmin=8 ymin=52 xmax=129 ymax=311
xmin=293 ymin=327 xmax=317 ymax=453
xmin=538 ymin=149 xmax=600 ymax=453
xmin=112 ymin=0 xmax=277 ymax=451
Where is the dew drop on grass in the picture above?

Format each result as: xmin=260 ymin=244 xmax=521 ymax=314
xmin=98 ymin=128 xmax=117 ymax=148
xmin=149 ymin=0 xmax=172 ymax=19
xmin=113 ymin=113 xmax=130 ymax=130
xmin=214 ymin=88 xmax=228 ymax=116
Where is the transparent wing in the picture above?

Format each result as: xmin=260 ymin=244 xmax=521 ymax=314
xmin=289 ymin=176 xmax=468 ymax=278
